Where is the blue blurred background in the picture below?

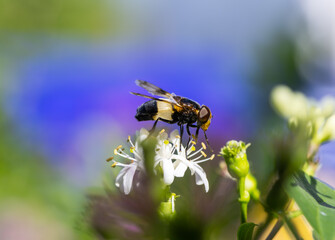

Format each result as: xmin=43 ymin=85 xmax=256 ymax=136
xmin=0 ymin=0 xmax=334 ymax=239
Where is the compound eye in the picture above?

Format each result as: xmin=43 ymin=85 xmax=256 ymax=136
xmin=199 ymin=106 xmax=210 ymax=123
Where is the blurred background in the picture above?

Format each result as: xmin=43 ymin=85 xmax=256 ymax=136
xmin=0 ymin=0 xmax=334 ymax=239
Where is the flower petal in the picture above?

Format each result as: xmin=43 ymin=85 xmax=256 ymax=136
xmin=115 ymin=165 xmax=129 ymax=187
xmin=122 ymin=164 xmax=137 ymax=194
xmin=192 ymin=164 xmax=209 ymax=192
xmin=157 ymin=132 xmax=168 ymax=142
xmin=170 ymin=129 xmax=180 ymax=140
xmin=174 ymin=160 xmax=188 ymax=177
xmin=162 ymin=159 xmax=175 ymax=185
xmin=138 ymin=128 xmax=149 ymax=142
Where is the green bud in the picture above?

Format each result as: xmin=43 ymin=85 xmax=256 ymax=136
xmin=245 ymin=173 xmax=260 ymax=201
xmin=239 ymin=189 xmax=250 ymax=203
xmin=220 ymin=140 xmax=250 ymax=179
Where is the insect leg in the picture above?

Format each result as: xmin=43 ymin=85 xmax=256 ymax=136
xmin=203 ymin=131 xmax=213 ymax=152
xmin=194 ymin=126 xmax=200 ymax=143
xmin=149 ymin=118 xmax=161 ymax=135
xmin=185 ymin=124 xmax=192 ymax=152
xmin=179 ymin=123 xmax=184 ymax=152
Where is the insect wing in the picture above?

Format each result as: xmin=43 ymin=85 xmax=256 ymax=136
xmin=130 ymin=92 xmax=176 ymax=105
xmin=135 ymin=80 xmax=172 ymax=98
xmin=135 ymin=80 xmax=181 ymax=106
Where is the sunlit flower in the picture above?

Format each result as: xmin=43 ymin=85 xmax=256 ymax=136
xmin=271 ymin=85 xmax=335 ymax=145
xmin=154 ymin=129 xmax=177 ymax=185
xmin=172 ymin=136 xmax=215 ymax=193
xmin=107 ymin=128 xmax=149 ymax=195
xmin=108 ymin=128 xmax=213 ymax=194
xmin=271 ymin=85 xmax=309 ymax=119
xmin=315 ymin=114 xmax=335 ymax=143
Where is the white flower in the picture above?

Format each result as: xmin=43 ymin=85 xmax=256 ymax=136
xmin=108 ymin=128 xmax=149 ymax=195
xmin=108 ymin=128 xmax=213 ymax=194
xmin=172 ymin=137 xmax=215 ymax=193
xmin=271 ymin=85 xmax=309 ymax=119
xmin=271 ymin=85 xmax=335 ymax=121
xmin=271 ymin=85 xmax=335 ymax=145
xmin=154 ymin=130 xmax=176 ymax=185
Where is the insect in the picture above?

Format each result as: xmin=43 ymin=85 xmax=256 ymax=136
xmin=131 ymin=80 xmax=212 ymax=150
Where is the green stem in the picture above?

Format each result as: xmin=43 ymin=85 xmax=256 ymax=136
xmin=240 ymin=202 xmax=248 ymax=224
xmin=239 ymin=177 xmax=245 ymax=199
xmin=238 ymin=177 xmax=249 ymax=224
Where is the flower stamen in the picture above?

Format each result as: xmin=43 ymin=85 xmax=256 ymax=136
xmin=188 ymin=147 xmax=204 ymax=158
xmin=159 ymin=129 xmax=165 ymax=134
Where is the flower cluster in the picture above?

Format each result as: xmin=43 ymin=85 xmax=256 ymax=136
xmin=107 ymin=128 xmax=215 ymax=194
xmin=271 ymin=85 xmax=335 ymax=145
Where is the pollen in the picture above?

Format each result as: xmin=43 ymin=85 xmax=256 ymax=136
xmin=191 ymin=146 xmax=196 ymax=151
xmin=201 ymin=151 xmax=207 ymax=157
xmin=175 ymin=135 xmax=181 ymax=139
xmin=164 ymin=140 xmax=169 ymax=145
xmin=111 ymin=162 xmax=118 ymax=168
xmin=159 ymin=129 xmax=165 ymax=134
xmin=201 ymin=142 xmax=207 ymax=150
xmin=106 ymin=156 xmax=114 ymax=162
xmin=130 ymin=147 xmax=135 ymax=153
xmin=191 ymin=141 xmax=196 ymax=145
xmin=114 ymin=145 xmax=123 ymax=155
xmin=210 ymin=154 xmax=215 ymax=160
xmin=127 ymin=136 xmax=131 ymax=142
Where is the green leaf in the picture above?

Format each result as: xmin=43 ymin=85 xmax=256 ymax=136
xmin=237 ymin=222 xmax=256 ymax=240
xmin=286 ymin=171 xmax=335 ymax=240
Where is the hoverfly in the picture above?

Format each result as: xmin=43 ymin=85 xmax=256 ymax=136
xmin=131 ymin=80 xmax=212 ymax=150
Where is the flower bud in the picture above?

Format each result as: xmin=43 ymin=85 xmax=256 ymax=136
xmin=220 ymin=140 xmax=250 ymax=179
xmin=245 ymin=173 xmax=260 ymax=201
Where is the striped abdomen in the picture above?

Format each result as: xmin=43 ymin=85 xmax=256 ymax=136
xmin=135 ymin=100 xmax=176 ymax=123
